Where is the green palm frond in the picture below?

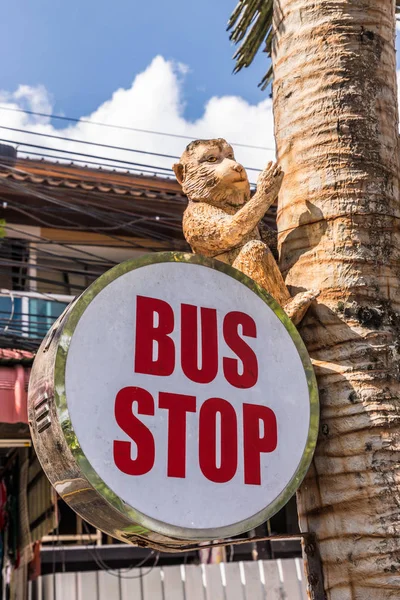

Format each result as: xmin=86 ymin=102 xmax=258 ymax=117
xmin=228 ymin=0 xmax=400 ymax=91
xmin=227 ymin=0 xmax=273 ymax=90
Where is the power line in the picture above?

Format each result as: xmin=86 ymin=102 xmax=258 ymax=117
xmin=7 ymin=194 xmax=184 ymax=235
xmin=18 ymin=150 xmax=172 ymax=178
xmin=0 ymin=266 xmax=87 ymax=292
xmin=81 ymin=521 xmax=160 ymax=579
xmin=0 ymin=137 xmax=174 ymax=173
xmin=2 ymin=232 xmax=115 ymax=272
xmin=0 ymin=188 xmax=185 ymax=301
xmin=0 ymin=104 xmax=276 ymax=151
xmin=5 ymin=199 xmax=162 ymax=234
xmin=0 ymin=256 xmax=106 ymax=279
xmin=0 ymin=125 xmax=180 ymax=161
xmin=0 ymin=126 xmax=263 ymax=172
xmin=52 ymin=186 xmax=185 ymax=233
xmin=0 ymin=230 xmax=114 ymax=297
xmin=3 ymin=223 xmax=119 ymax=266
xmin=4 ymin=191 xmax=184 ymax=251
xmin=1 ymin=159 xmax=188 ymax=233
xmin=1 ymin=170 xmax=178 ymax=248
xmin=1 ymin=165 xmax=181 ymax=244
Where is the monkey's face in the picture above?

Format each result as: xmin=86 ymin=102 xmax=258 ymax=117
xmin=173 ymin=139 xmax=251 ymax=208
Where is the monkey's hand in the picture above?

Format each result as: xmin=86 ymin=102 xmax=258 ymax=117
xmin=255 ymin=162 xmax=283 ymax=207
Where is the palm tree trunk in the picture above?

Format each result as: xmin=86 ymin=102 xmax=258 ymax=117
xmin=272 ymin=1 xmax=400 ymax=598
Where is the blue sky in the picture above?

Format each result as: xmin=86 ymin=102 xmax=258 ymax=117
xmin=0 ymin=2 xmax=398 ymax=180
xmin=0 ymin=0 xmax=269 ymax=122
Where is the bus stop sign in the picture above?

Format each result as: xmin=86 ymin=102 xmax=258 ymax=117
xmin=28 ymin=253 xmax=318 ymax=549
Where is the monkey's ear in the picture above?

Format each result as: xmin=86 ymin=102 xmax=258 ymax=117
xmin=173 ymin=163 xmax=185 ymax=185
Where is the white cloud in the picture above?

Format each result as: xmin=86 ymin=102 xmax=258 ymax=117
xmin=2 ymin=55 xmax=400 ymax=188
xmin=0 ymin=56 xmax=275 ymax=184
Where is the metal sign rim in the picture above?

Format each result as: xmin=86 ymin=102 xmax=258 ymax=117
xmin=53 ymin=251 xmax=319 ymax=541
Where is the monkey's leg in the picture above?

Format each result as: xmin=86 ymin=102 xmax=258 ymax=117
xmin=232 ymin=240 xmax=291 ymax=307
xmin=231 ymin=240 xmax=319 ymax=325
xmin=284 ymin=290 xmax=320 ymax=326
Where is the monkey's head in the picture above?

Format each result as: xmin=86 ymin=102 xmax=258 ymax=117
xmin=173 ymin=138 xmax=250 ymax=208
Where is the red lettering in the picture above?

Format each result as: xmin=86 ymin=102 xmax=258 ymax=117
xmin=159 ymin=392 xmax=196 ymax=478
xmin=113 ymin=386 xmax=155 ymax=476
xmin=223 ymin=311 xmax=258 ymax=389
xmin=199 ymin=398 xmax=238 ymax=483
xmin=181 ymin=304 xmax=218 ymax=384
xmin=134 ymin=296 xmax=175 ymax=376
xmin=243 ymin=403 xmax=277 ymax=485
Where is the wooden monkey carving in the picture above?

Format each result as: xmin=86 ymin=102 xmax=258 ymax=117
xmin=173 ymin=138 xmax=319 ymax=325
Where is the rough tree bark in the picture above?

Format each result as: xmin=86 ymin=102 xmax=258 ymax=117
xmin=272 ymin=0 xmax=400 ymax=597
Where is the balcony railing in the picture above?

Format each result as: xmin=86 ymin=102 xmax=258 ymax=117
xmin=0 ymin=290 xmax=73 ymax=349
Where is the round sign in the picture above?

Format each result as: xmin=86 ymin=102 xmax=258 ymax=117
xmin=28 ymin=252 xmax=318 ymax=548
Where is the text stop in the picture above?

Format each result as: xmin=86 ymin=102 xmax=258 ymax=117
xmin=113 ymin=296 xmax=278 ymax=486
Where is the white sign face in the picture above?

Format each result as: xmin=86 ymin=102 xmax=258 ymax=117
xmin=64 ymin=259 xmax=316 ymax=534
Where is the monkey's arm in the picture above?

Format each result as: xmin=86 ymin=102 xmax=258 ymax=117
xmin=183 ymin=164 xmax=283 ymax=256
xmin=229 ymin=163 xmax=282 ymax=235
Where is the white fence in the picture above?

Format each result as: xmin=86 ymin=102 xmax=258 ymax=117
xmin=32 ymin=558 xmax=307 ymax=600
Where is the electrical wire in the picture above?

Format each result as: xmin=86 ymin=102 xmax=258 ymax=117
xmin=0 ymin=318 xmax=57 ymax=332
xmin=53 ymin=183 xmax=187 ymax=216
xmin=1 ymin=160 xmax=187 ymax=207
xmin=0 ymin=333 xmax=39 ymax=350
xmin=3 ymin=223 xmax=119 ymax=266
xmin=0 ymin=321 xmax=52 ymax=337
xmin=0 ymin=237 xmax=120 ymax=296
xmin=0 ymin=176 xmax=183 ymax=300
xmin=3 ymin=187 xmax=179 ymax=249
xmin=82 ymin=521 xmax=160 ymax=579
xmin=1 ymin=229 xmax=113 ymax=270
xmin=0 ymin=127 xmax=264 ymax=172
xmin=0 ymin=163 xmax=185 ymax=244
xmin=18 ymin=150 xmax=173 ymax=178
xmin=6 ymin=198 xmax=185 ymax=239
xmin=54 ymin=195 xmax=184 ymax=235
xmin=0 ymin=125 xmax=180 ymax=160
xmin=4 ymin=199 xmax=160 ymax=235
xmin=0 ymin=256 xmax=104 ymax=279
xmin=0 ymin=284 xmax=74 ymax=303
xmin=0 ymin=266 xmax=87 ymax=292
xmin=0 ymin=104 xmax=276 ymax=151
xmin=0 ymin=309 xmax=64 ymax=320
xmin=0 ymin=175 xmax=168 ymax=251
xmin=0 ymin=137 xmax=174 ymax=173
